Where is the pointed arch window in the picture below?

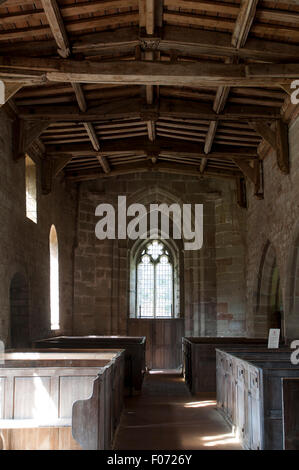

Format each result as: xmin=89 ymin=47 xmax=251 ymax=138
xmin=49 ymin=225 xmax=60 ymax=330
xmin=137 ymin=240 xmax=174 ymax=318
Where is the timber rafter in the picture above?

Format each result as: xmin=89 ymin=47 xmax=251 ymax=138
xmin=0 ymin=0 xmax=297 ymax=187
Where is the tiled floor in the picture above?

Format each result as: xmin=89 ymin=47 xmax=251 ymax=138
xmin=114 ymin=371 xmax=242 ymax=450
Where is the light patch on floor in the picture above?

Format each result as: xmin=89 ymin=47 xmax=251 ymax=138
xmin=114 ymin=372 xmax=243 ymax=450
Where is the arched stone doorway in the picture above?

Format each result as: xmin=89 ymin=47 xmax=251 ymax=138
xmin=10 ymin=273 xmax=30 ymax=348
xmin=255 ymin=242 xmax=283 ymax=338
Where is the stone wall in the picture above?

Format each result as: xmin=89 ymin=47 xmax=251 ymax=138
xmin=4 ymin=109 xmax=298 ymax=344
xmin=73 ymin=173 xmax=247 ymax=337
xmin=245 ymin=115 xmax=299 ymax=340
xmin=0 ymin=110 xmax=77 ymax=347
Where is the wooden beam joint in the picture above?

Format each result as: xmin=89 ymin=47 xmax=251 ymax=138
xmin=250 ymin=119 xmax=289 ymax=174
xmin=41 ymin=154 xmax=71 ymax=194
xmin=232 ymin=158 xmax=262 ymax=197
xmin=13 ymin=119 xmax=50 ymax=160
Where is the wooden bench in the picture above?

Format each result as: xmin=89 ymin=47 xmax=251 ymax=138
xmin=182 ymin=337 xmax=270 ymax=394
xmin=34 ymin=336 xmax=146 ymax=395
xmin=216 ymin=348 xmax=299 ymax=450
xmin=0 ymin=350 xmax=124 ymax=450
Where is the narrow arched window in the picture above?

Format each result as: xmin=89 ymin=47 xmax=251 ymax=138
xmin=49 ymin=225 xmax=60 ymax=330
xmin=25 ymin=154 xmax=37 ymax=223
xmin=137 ymin=240 xmax=173 ymax=318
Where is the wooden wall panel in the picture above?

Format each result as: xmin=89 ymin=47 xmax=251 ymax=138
xmin=0 ymin=378 xmax=5 ymax=419
xmin=1 ymin=428 xmax=82 ymax=450
xmin=14 ymin=376 xmax=52 ymax=419
xmin=0 ymin=350 xmax=125 ymax=450
xmin=59 ymin=375 xmax=95 ymax=418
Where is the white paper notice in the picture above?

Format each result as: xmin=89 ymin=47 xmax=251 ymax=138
xmin=268 ymin=329 xmax=280 ymax=349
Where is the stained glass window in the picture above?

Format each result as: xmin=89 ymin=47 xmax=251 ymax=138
xmin=137 ymin=241 xmax=173 ymax=318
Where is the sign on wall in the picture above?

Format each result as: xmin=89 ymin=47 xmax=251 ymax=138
xmin=268 ymin=329 xmax=280 ymax=349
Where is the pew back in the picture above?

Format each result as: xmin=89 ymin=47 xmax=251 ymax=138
xmin=183 ymin=337 xmax=270 ymax=394
xmin=34 ymin=336 xmax=146 ymax=395
xmin=0 ymin=350 xmax=124 ymax=450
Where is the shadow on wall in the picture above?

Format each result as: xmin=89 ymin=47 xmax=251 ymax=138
xmin=285 ymin=229 xmax=299 ymax=340
xmin=10 ymin=272 xmax=30 ymax=348
xmin=255 ymin=241 xmax=284 ymax=339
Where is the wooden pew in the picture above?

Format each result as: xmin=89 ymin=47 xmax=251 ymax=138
xmin=33 ymin=336 xmax=146 ymax=395
xmin=216 ymin=348 xmax=299 ymax=450
xmin=0 ymin=350 xmax=124 ymax=450
xmin=182 ymin=337 xmax=270 ymax=394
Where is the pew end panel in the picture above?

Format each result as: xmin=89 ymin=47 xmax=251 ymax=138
xmin=216 ymin=348 xmax=299 ymax=450
xmin=0 ymin=350 xmax=125 ymax=450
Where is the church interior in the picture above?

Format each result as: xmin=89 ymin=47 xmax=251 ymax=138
xmin=0 ymin=0 xmax=299 ymax=452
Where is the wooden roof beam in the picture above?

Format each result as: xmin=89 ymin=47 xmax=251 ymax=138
xmin=97 ymin=154 xmax=111 ymax=174
xmin=75 ymin=26 xmax=299 ymax=62
xmin=40 ymin=3 xmax=106 ymax=174
xmin=203 ymin=86 xmax=230 ymax=159
xmin=2 ymin=26 xmax=299 ymax=62
xmin=2 ymin=57 xmax=297 ymax=87
xmin=83 ymin=122 xmax=100 ymax=151
xmin=41 ymin=0 xmax=70 ymax=58
xmin=45 ymin=136 xmax=258 ymax=158
xmin=146 ymin=0 xmax=155 ymax=35
xmin=143 ymin=0 xmax=155 ymax=142
xmin=17 ymin=98 xmax=281 ymax=122
xmin=76 ymin=96 xmax=111 ymax=173
xmin=0 ymin=81 xmax=25 ymax=107
xmin=203 ymin=1 xmax=258 ymax=171
xmin=66 ymin=161 xmax=242 ymax=182
xmin=72 ymin=83 xmax=87 ymax=113
xmin=232 ymin=0 xmax=259 ymax=49
xmin=40 ymin=1 xmax=100 ymax=176
xmin=141 ymin=1 xmax=164 ymax=143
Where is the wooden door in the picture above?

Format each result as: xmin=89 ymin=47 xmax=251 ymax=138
xmin=128 ymin=318 xmax=184 ymax=369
